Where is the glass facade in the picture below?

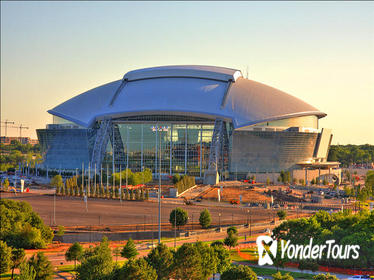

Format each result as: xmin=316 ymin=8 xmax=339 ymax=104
xmin=230 ymin=130 xmax=319 ymax=175
xmin=36 ymin=128 xmax=93 ymax=170
xmin=103 ymin=122 xmax=214 ymax=177
xmin=38 ymin=115 xmax=326 ymax=178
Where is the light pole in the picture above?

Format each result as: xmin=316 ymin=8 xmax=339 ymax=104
xmin=152 ymin=125 xmax=169 ymax=244
xmin=219 ymin=212 xmax=221 ymax=230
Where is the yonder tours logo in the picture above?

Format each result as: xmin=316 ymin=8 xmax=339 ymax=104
xmin=256 ymin=236 xmax=360 ymax=266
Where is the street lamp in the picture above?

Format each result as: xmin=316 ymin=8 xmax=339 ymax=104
xmin=218 ymin=212 xmax=221 ymax=230
xmin=151 ymin=125 xmax=169 ymax=244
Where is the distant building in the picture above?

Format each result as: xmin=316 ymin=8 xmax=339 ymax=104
xmin=0 ymin=136 xmax=39 ymax=145
xmin=37 ymin=65 xmax=338 ymax=184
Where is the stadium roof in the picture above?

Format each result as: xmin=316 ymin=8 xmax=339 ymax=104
xmin=48 ymin=65 xmax=326 ymax=128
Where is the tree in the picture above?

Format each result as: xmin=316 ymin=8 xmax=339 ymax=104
xmin=226 ymin=226 xmax=238 ymax=235
xmin=210 ymin=240 xmax=224 ymax=247
xmin=313 ymin=273 xmax=338 ymax=280
xmin=195 ymin=241 xmax=218 ymax=280
xmin=146 ymin=243 xmax=174 ymax=280
xmin=0 ymin=200 xmax=53 ymax=249
xmin=11 ymin=248 xmax=25 ymax=279
xmin=50 ymin=175 xmax=63 ymax=195
xmin=266 ymin=177 xmax=271 ymax=186
xmin=28 ymin=252 xmax=54 ymax=280
xmin=135 ymin=189 xmax=140 ymax=200
xmin=76 ymin=236 xmax=114 ymax=280
xmin=277 ymin=210 xmax=287 ymax=220
xmin=3 ymin=178 xmax=9 ymax=191
xmin=311 ymin=178 xmax=316 ymax=185
xmin=211 ymin=244 xmax=231 ymax=275
xmin=0 ymin=240 xmax=12 ymax=274
xmin=120 ymin=258 xmax=157 ymax=280
xmin=169 ymin=208 xmax=188 ymax=229
xmin=174 ymin=243 xmax=203 ymax=280
xmin=56 ymin=225 xmax=65 ymax=237
xmin=65 ymin=242 xmax=83 ymax=269
xmin=199 ymin=209 xmax=212 ymax=229
xmin=121 ymin=238 xmax=138 ymax=260
xmin=272 ymin=272 xmax=294 ymax=280
xmin=15 ymin=261 xmax=36 ymax=280
xmin=145 ymin=189 xmax=149 ymax=200
xmin=111 ymin=247 xmax=121 ymax=263
xmin=224 ymin=232 xmax=238 ymax=249
xmin=221 ymin=265 xmax=257 ymax=280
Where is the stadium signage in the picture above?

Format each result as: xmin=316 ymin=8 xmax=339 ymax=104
xmin=256 ymin=236 xmax=360 ymax=266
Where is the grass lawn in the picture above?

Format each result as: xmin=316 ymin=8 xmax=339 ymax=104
xmin=250 ymin=266 xmax=315 ymax=280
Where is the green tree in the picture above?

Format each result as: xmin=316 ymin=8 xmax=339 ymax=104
xmin=226 ymin=226 xmax=238 ymax=235
xmin=266 ymin=177 xmax=271 ymax=185
xmin=146 ymin=243 xmax=174 ymax=280
xmin=199 ymin=209 xmax=212 ymax=229
xmin=0 ymin=240 xmax=12 ymax=274
xmin=76 ymin=236 xmax=114 ymax=280
xmin=169 ymin=208 xmax=189 ymax=229
xmin=272 ymin=272 xmax=294 ymax=280
xmin=56 ymin=225 xmax=65 ymax=237
xmin=28 ymin=252 xmax=54 ymax=280
xmin=221 ymin=265 xmax=257 ymax=280
xmin=11 ymin=248 xmax=25 ymax=279
xmin=195 ymin=241 xmax=218 ymax=280
xmin=224 ymin=232 xmax=238 ymax=249
xmin=277 ymin=210 xmax=287 ymax=220
xmin=211 ymin=243 xmax=231 ymax=275
xmin=120 ymin=258 xmax=157 ymax=280
xmin=210 ymin=240 xmax=224 ymax=247
xmin=112 ymin=247 xmax=121 ymax=263
xmin=121 ymin=238 xmax=138 ymax=260
xmin=3 ymin=178 xmax=10 ymax=191
xmin=15 ymin=261 xmax=36 ymax=280
xmin=313 ymin=273 xmax=339 ymax=280
xmin=65 ymin=242 xmax=83 ymax=269
xmin=50 ymin=175 xmax=63 ymax=195
xmin=174 ymin=243 xmax=203 ymax=280
xmin=135 ymin=189 xmax=140 ymax=200
xmin=0 ymin=200 xmax=53 ymax=249
xmin=145 ymin=189 xmax=149 ymax=200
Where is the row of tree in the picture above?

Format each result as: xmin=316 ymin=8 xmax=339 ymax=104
xmin=173 ymin=174 xmax=196 ymax=194
xmin=66 ymin=236 xmax=238 ymax=280
xmin=327 ymin=144 xmax=374 ymax=167
xmin=52 ymin=174 xmax=150 ymax=200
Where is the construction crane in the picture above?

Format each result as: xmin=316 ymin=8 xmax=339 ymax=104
xmin=0 ymin=120 xmax=15 ymax=137
xmin=18 ymin=124 xmax=29 ymax=141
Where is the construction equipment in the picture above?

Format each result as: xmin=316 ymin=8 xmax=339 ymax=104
xmin=0 ymin=120 xmax=15 ymax=137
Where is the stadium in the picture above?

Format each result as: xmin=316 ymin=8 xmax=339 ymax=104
xmin=37 ymin=65 xmax=336 ymax=184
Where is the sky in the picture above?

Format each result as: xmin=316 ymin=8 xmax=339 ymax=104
xmin=1 ymin=1 xmax=373 ymax=144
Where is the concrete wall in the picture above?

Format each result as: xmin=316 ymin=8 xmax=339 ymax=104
xmin=54 ymin=230 xmax=185 ymax=243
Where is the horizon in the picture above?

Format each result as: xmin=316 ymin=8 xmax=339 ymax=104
xmin=1 ymin=1 xmax=373 ymax=144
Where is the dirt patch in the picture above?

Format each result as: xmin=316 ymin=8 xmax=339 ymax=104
xmin=202 ymin=186 xmax=271 ymax=203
